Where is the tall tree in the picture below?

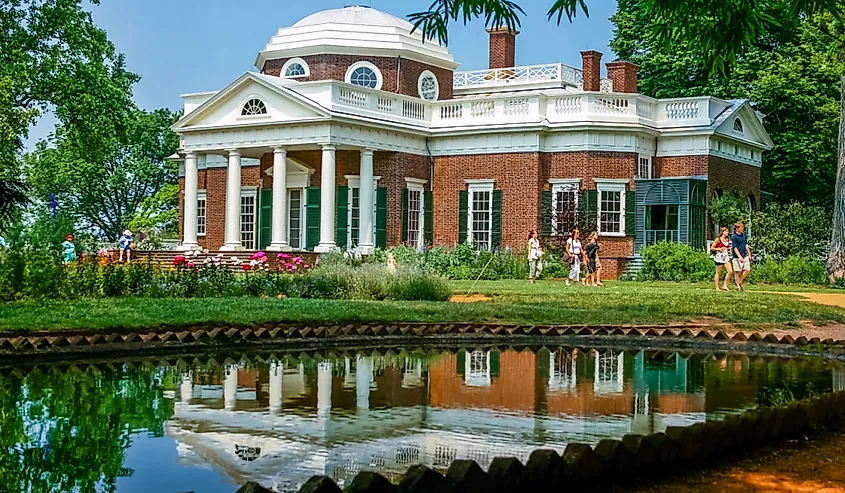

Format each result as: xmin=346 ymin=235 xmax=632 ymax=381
xmin=0 ymin=0 xmax=138 ymax=230
xmin=611 ymin=2 xmax=842 ymax=207
xmin=408 ymin=0 xmax=845 ymax=281
xmin=25 ymin=108 xmax=181 ymax=240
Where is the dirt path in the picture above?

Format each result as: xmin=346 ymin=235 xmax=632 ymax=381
xmin=792 ymin=292 xmax=845 ymax=309
xmin=615 ymin=427 xmax=845 ymax=493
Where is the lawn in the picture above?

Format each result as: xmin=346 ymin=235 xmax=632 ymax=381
xmin=0 ymin=280 xmax=843 ymax=333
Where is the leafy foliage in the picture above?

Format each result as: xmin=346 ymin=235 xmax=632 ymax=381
xmin=750 ymin=202 xmax=832 ymax=260
xmin=709 ymin=192 xmax=749 ymax=229
xmin=638 ymin=241 xmax=715 ymax=282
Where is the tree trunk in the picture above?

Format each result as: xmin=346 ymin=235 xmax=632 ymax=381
xmin=828 ymin=73 xmax=845 ymax=282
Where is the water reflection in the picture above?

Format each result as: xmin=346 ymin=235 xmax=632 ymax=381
xmin=0 ymin=347 xmax=841 ymax=493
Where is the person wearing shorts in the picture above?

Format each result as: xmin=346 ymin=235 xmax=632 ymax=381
xmin=710 ymin=227 xmax=733 ymax=291
xmin=119 ymin=229 xmax=133 ymax=263
xmin=731 ymin=221 xmax=751 ymax=291
xmin=584 ymin=231 xmax=603 ymax=286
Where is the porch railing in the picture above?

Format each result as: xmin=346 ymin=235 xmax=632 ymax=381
xmin=644 ymin=229 xmax=679 ymax=245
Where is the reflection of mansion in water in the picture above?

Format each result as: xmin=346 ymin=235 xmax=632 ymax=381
xmin=166 ymin=350 xmax=824 ymax=490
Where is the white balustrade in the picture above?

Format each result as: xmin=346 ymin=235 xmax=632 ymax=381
xmin=377 ymin=96 xmax=394 ymax=113
xmin=636 ymin=101 xmax=654 ymax=119
xmin=664 ymin=101 xmax=700 ymax=120
xmin=554 ymin=96 xmax=582 ymax=115
xmin=337 ymin=87 xmax=368 ymax=107
xmin=402 ymin=100 xmax=425 ymax=120
xmin=595 ymin=97 xmax=632 ymax=114
xmin=453 ymin=63 xmax=586 ymax=89
xmin=471 ymin=101 xmax=495 ymax=118
xmin=439 ymin=103 xmax=463 ymax=120
xmin=504 ymin=98 xmax=529 ymax=116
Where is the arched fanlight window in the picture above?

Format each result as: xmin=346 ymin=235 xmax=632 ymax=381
xmin=241 ymin=98 xmax=267 ymax=116
xmin=346 ymin=62 xmax=382 ymax=90
xmin=282 ymin=58 xmax=309 ymax=79
xmin=733 ymin=118 xmax=743 ymax=133
xmin=418 ymin=71 xmax=439 ymax=101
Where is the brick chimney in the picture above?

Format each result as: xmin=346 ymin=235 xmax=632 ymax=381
xmin=487 ymin=27 xmax=518 ymax=69
xmin=580 ymin=50 xmax=603 ymax=92
xmin=606 ymin=61 xmax=639 ymax=93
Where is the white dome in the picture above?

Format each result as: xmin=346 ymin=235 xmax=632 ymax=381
xmin=292 ymin=6 xmax=414 ymax=30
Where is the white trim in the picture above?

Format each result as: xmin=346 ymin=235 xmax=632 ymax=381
xmin=238 ymin=95 xmax=269 ymax=117
xmin=467 ymin=181 xmax=495 ymax=250
xmin=548 ymin=178 xmax=581 ymax=185
xmin=345 ymin=175 xmax=380 ymax=248
xmin=196 ymin=190 xmax=207 ymax=237
xmin=345 ymin=61 xmax=383 ymax=91
xmin=637 ymin=154 xmax=653 ymax=180
xmin=595 ymin=181 xmax=627 ymax=237
xmin=239 ymin=187 xmax=259 ymax=249
xmin=282 ymin=58 xmax=310 ymax=79
xmin=550 ymin=181 xmax=579 ymax=236
xmin=417 ymin=70 xmax=440 ymax=101
xmin=464 ymin=179 xmax=495 ymax=187
xmin=404 ymin=177 xmax=429 ymax=187
xmin=345 ymin=174 xmax=382 ymax=189
xmin=287 ymin=188 xmax=306 ymax=251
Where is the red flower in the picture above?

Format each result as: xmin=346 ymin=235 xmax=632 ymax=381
xmin=242 ymin=264 xmax=251 ymax=271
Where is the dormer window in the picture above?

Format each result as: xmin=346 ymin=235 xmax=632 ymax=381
xmin=282 ymin=58 xmax=309 ymax=79
xmin=346 ymin=61 xmax=382 ymax=90
xmin=733 ymin=118 xmax=743 ymax=133
xmin=241 ymin=98 xmax=267 ymax=116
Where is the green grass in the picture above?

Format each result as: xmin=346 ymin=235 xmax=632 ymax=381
xmin=0 ymin=280 xmax=843 ymax=333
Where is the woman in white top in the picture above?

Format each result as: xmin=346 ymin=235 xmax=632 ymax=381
xmin=565 ymin=228 xmax=583 ymax=286
xmin=527 ymin=231 xmax=542 ymax=283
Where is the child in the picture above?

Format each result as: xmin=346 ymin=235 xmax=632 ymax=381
xmin=386 ymin=251 xmax=397 ymax=274
xmin=61 ymin=234 xmax=77 ymax=264
xmin=119 ymin=229 xmax=133 ymax=263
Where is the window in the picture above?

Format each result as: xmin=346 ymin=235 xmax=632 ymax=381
xmin=418 ymin=70 xmax=439 ymax=101
xmin=405 ymin=178 xmax=426 ymax=248
xmin=467 ymin=181 xmax=494 ymax=251
xmin=346 ymin=176 xmax=379 ymax=247
xmin=464 ymin=350 xmax=491 ymax=387
xmin=595 ymin=180 xmax=627 ymax=236
xmin=282 ymin=58 xmax=309 ymax=79
xmin=594 ymin=349 xmax=624 ymax=395
xmin=288 ymin=189 xmax=303 ymax=250
xmin=733 ymin=118 xmax=743 ymax=133
xmin=196 ymin=191 xmax=207 ymax=236
xmin=240 ymin=190 xmax=257 ymax=249
xmin=241 ymin=98 xmax=267 ymax=116
xmin=345 ymin=62 xmax=382 ymax=90
xmin=549 ymin=350 xmax=577 ymax=391
xmin=550 ymin=180 xmax=579 ymax=236
xmin=638 ymin=155 xmax=652 ymax=179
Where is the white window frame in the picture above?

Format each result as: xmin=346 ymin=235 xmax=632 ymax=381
xmin=417 ymin=70 xmax=440 ymax=101
xmin=345 ymin=61 xmax=383 ymax=90
xmin=287 ymin=188 xmax=305 ymax=251
xmin=196 ymin=190 xmax=207 ymax=237
xmin=733 ymin=117 xmax=743 ymax=134
xmin=405 ymin=178 xmax=427 ymax=248
xmin=549 ymin=178 xmax=580 ymax=236
xmin=466 ymin=179 xmax=495 ymax=251
xmin=240 ymin=187 xmax=258 ymax=249
xmin=549 ymin=351 xmax=577 ymax=391
xmin=346 ymin=175 xmax=381 ymax=248
xmin=637 ymin=155 xmax=652 ymax=180
xmin=594 ymin=349 xmax=624 ymax=395
xmin=281 ymin=57 xmax=310 ymax=79
xmin=464 ymin=350 xmax=491 ymax=388
xmin=595 ymin=179 xmax=628 ymax=237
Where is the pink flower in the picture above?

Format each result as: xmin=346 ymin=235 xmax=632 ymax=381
xmin=186 ymin=262 xmax=195 ymax=268
xmin=284 ymin=262 xmax=292 ymax=269
xmin=291 ymin=265 xmax=297 ymax=271
xmin=303 ymin=264 xmax=310 ymax=269
xmin=280 ymin=253 xmax=290 ymax=259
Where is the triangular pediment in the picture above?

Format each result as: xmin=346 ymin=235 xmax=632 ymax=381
xmin=172 ymin=73 xmax=329 ymax=131
xmin=714 ymin=101 xmax=773 ymax=149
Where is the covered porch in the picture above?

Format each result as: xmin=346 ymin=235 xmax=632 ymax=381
xmin=633 ymin=178 xmax=708 ymax=251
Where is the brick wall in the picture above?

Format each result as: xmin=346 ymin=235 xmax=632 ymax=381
xmin=652 ymin=155 xmax=709 ymax=178
xmin=262 ymin=55 xmax=454 ymax=100
xmin=543 ymin=151 xmax=637 ymax=188
xmin=487 ymin=28 xmax=517 ymax=69
xmin=605 ymin=61 xmax=638 ymax=94
xmin=374 ymin=152 xmax=430 ymax=246
xmin=581 ymin=51 xmax=603 ymax=92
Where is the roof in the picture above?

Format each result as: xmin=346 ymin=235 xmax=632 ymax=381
xmin=292 ymin=6 xmax=414 ymax=30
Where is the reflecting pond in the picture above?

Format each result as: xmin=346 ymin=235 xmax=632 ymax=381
xmin=1 ymin=346 xmax=843 ymax=492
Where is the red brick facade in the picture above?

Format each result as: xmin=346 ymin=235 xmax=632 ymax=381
xmin=605 ymin=61 xmax=638 ymax=94
xmin=262 ymin=55 xmax=454 ymax=100
xmin=581 ymin=51 xmax=603 ymax=92
xmin=487 ymin=27 xmax=517 ymax=69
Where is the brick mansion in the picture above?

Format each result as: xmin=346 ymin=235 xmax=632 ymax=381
xmin=172 ymin=5 xmax=773 ymax=278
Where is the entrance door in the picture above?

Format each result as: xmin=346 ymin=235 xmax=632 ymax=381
xmin=258 ymin=189 xmax=272 ymax=250
xmin=288 ymin=189 xmax=305 ymax=250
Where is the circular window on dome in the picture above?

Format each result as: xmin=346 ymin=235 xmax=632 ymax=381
xmin=282 ymin=58 xmax=309 ymax=79
xmin=241 ymin=98 xmax=267 ymax=116
xmin=346 ymin=62 xmax=382 ymax=90
xmin=418 ymin=70 xmax=439 ymax=101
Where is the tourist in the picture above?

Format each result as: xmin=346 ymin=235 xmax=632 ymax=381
xmin=710 ymin=227 xmax=733 ymax=291
xmin=731 ymin=221 xmax=752 ymax=291
xmin=119 ymin=229 xmax=133 ymax=263
xmin=585 ymin=232 xmax=603 ymax=287
xmin=528 ymin=231 xmax=542 ymax=283
xmin=61 ymin=234 xmax=77 ymax=264
xmin=386 ymin=251 xmax=397 ymax=274
xmin=565 ymin=228 xmax=583 ymax=286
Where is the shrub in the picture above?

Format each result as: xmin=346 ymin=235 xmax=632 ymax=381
xmin=750 ymin=203 xmax=832 ymax=261
xmin=710 ymin=192 xmax=749 ymax=230
xmin=0 ymin=249 xmax=25 ymax=301
xmin=639 ymin=241 xmax=714 ymax=282
xmin=387 ymin=267 xmax=451 ymax=301
xmin=751 ymin=256 xmax=828 ymax=285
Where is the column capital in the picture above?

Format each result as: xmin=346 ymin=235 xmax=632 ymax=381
xmin=321 ymin=144 xmax=336 ymax=152
xmin=273 ymin=146 xmax=287 ymax=154
xmin=184 ymin=152 xmax=198 ymax=159
xmin=361 ymin=148 xmax=375 ymax=157
xmin=226 ymin=148 xmax=241 ymax=157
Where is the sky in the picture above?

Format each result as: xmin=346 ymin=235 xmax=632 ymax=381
xmin=25 ymin=0 xmax=619 ymax=147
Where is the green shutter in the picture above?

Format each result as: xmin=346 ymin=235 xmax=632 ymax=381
xmin=401 ymin=188 xmax=409 ymax=245
xmin=537 ymin=349 xmax=550 ymax=379
xmin=457 ymin=350 xmax=465 ymax=375
xmin=490 ymin=351 xmax=500 ymax=377
xmin=491 ymin=189 xmax=502 ymax=250
xmin=424 ymin=190 xmax=433 ymax=246
xmin=540 ymin=190 xmax=552 ymax=237
xmin=259 ymin=189 xmax=273 ymax=249
xmin=625 ymin=187 xmax=637 ymax=237
xmin=336 ymin=186 xmax=348 ymax=249
xmin=458 ymin=190 xmax=468 ymax=244
xmin=582 ymin=189 xmax=599 ymax=233
xmin=305 ymin=187 xmax=321 ymax=251
xmin=375 ymin=187 xmax=388 ymax=248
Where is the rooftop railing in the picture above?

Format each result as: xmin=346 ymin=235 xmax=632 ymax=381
xmin=452 ymin=63 xmax=613 ymax=92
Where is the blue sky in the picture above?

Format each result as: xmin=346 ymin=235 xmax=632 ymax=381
xmin=26 ymin=0 xmax=619 ymax=146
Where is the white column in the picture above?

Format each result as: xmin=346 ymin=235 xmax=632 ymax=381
xmin=358 ymin=149 xmax=375 ymax=254
xmin=180 ymin=153 xmax=200 ymax=251
xmin=317 ymin=361 xmax=333 ymax=418
xmin=180 ymin=371 xmax=193 ymax=405
xmin=224 ymin=364 xmax=238 ymax=411
xmin=220 ymin=149 xmax=242 ymax=251
xmin=269 ymin=361 xmax=283 ymax=414
xmin=267 ymin=147 xmax=290 ymax=251
xmin=356 ymin=356 xmax=373 ymax=412
xmin=315 ymin=145 xmax=337 ymax=252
